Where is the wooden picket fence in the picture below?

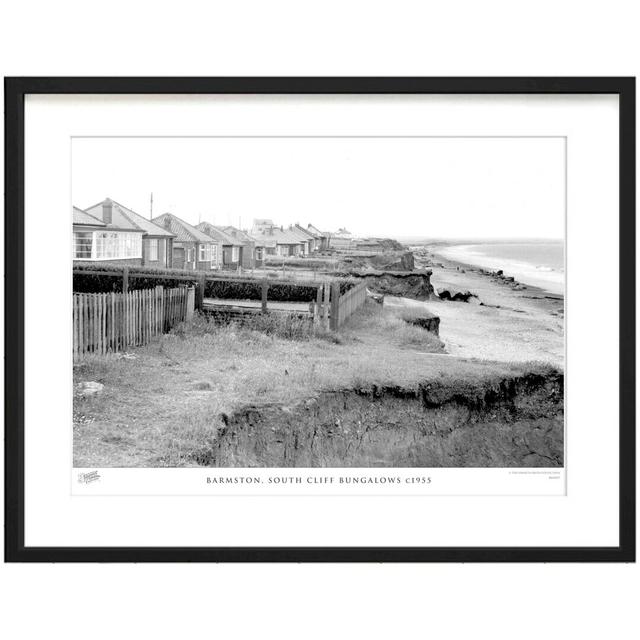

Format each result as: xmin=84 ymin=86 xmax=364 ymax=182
xmin=73 ymin=286 xmax=194 ymax=360
xmin=310 ymin=280 xmax=368 ymax=330
xmin=332 ymin=280 xmax=368 ymax=329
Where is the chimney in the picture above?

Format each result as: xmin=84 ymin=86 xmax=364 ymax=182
xmin=102 ymin=199 xmax=113 ymax=224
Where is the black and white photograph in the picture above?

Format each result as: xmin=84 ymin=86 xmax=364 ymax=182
xmin=2 ymin=2 xmax=639 ymax=637
xmin=71 ymin=136 xmax=565 ymax=470
xmin=5 ymin=76 xmax=633 ymax=565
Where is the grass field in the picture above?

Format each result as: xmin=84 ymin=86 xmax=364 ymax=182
xmin=73 ymin=301 xmax=551 ymax=467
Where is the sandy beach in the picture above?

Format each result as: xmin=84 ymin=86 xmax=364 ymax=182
xmin=388 ymin=244 xmax=565 ymax=368
xmin=434 ymin=242 xmax=564 ymax=295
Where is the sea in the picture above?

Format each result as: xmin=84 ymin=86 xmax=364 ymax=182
xmin=429 ymin=241 xmax=565 ymax=296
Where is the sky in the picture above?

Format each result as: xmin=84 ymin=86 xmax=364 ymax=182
xmin=72 ymin=137 xmax=565 ymax=240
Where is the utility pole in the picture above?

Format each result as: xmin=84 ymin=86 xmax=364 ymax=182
xmin=150 ymin=192 xmax=153 ymax=219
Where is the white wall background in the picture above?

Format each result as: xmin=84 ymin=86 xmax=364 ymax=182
xmin=1 ymin=1 xmax=638 ymax=639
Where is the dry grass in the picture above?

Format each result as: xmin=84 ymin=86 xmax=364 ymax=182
xmin=174 ymin=311 xmax=341 ymax=343
xmin=73 ymin=300 xmax=547 ymax=467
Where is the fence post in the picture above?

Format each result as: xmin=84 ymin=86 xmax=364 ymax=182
xmin=330 ymin=281 xmax=340 ymax=331
xmin=323 ymin=282 xmax=330 ymax=328
xmin=196 ymin=275 xmax=205 ymax=311
xmin=122 ymin=266 xmax=129 ymax=294
xmin=316 ymin=285 xmax=322 ymax=326
xmin=261 ymin=281 xmax=269 ymax=313
xmin=186 ymin=287 xmax=195 ymax=321
xmin=73 ymin=295 xmax=78 ymax=359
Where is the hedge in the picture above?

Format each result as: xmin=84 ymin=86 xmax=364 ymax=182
xmin=73 ymin=263 xmax=199 ymax=293
xmin=204 ymin=279 xmax=319 ymax=302
xmin=73 ymin=262 xmax=356 ymax=299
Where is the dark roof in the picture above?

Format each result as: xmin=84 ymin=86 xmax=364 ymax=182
xmin=251 ymin=226 xmax=303 ymax=246
xmin=75 ymin=200 xmax=139 ymax=233
xmin=288 ymin=225 xmax=315 ymax=242
xmin=293 ymin=224 xmax=316 ymax=240
xmin=84 ymin=198 xmax=175 ymax=237
xmin=196 ymin=222 xmax=238 ymax=245
xmin=212 ymin=225 xmax=244 ymax=246
xmin=73 ymin=206 xmax=106 ymax=227
xmin=152 ymin=213 xmax=216 ymax=243
xmin=220 ymin=225 xmax=260 ymax=246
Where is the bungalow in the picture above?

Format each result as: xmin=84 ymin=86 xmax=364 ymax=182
xmin=251 ymin=231 xmax=278 ymax=256
xmin=152 ymin=213 xmax=221 ymax=270
xmin=331 ymin=227 xmax=354 ymax=251
xmin=251 ymin=224 xmax=305 ymax=257
xmin=84 ymin=198 xmax=176 ymax=267
xmin=196 ymin=222 xmax=243 ymax=270
xmin=219 ymin=225 xmax=265 ymax=269
xmin=290 ymin=224 xmax=318 ymax=253
xmin=73 ymin=204 xmax=145 ymax=265
xmin=284 ymin=225 xmax=311 ymax=255
xmin=307 ymin=224 xmax=332 ymax=251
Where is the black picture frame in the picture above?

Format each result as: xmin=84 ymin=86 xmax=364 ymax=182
xmin=4 ymin=77 xmax=635 ymax=563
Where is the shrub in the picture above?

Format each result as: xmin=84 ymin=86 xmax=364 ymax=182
xmin=73 ymin=262 xmax=357 ymax=298
xmin=73 ymin=262 xmax=199 ymax=293
xmin=204 ymin=278 xmax=356 ymax=301
xmin=204 ymin=279 xmax=319 ymax=302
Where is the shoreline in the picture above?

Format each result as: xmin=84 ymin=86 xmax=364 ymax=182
xmin=407 ymin=244 xmax=565 ymax=368
xmin=424 ymin=242 xmax=564 ymax=297
xmin=424 ymin=246 xmax=563 ymax=302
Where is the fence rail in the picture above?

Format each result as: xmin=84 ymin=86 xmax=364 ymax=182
xmin=73 ymin=286 xmax=194 ymax=360
xmin=73 ymin=266 xmax=367 ymax=333
xmin=72 ymin=265 xmax=332 ymax=294
xmin=309 ymin=281 xmax=368 ymax=330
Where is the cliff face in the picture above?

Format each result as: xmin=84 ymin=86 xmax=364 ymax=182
xmin=340 ymin=250 xmax=415 ymax=271
xmin=338 ymin=271 xmax=435 ymax=300
xmin=192 ymin=372 xmax=564 ymax=468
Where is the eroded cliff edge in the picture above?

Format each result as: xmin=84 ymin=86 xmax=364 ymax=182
xmin=195 ymin=371 xmax=563 ymax=468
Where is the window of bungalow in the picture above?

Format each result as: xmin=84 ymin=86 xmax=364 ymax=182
xmin=231 ymin=246 xmax=240 ymax=262
xmin=199 ymin=243 xmax=211 ymax=263
xmin=148 ymin=238 xmax=159 ymax=261
xmin=211 ymin=244 xmax=218 ymax=267
xmin=73 ymin=231 xmax=93 ymax=259
xmin=187 ymin=247 xmax=195 ymax=263
xmin=93 ymin=231 xmax=142 ymax=260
